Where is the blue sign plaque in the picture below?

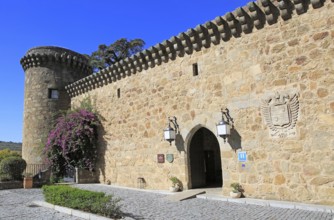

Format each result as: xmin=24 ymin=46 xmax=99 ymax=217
xmin=166 ymin=154 xmax=174 ymax=163
xmin=238 ymin=151 xmax=247 ymax=162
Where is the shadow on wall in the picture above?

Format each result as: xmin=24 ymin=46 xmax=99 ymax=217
xmin=175 ymin=134 xmax=185 ymax=152
xmin=95 ymin=119 xmax=108 ymax=184
xmin=228 ymin=128 xmax=242 ymax=151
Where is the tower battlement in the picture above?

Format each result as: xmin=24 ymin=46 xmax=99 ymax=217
xmin=21 ymin=46 xmax=91 ymax=75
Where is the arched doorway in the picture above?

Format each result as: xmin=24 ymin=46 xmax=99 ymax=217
xmin=189 ymin=127 xmax=222 ymax=188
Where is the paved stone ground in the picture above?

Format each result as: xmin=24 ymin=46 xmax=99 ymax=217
xmin=0 ymin=188 xmax=83 ymax=220
xmin=0 ymin=185 xmax=333 ymax=220
xmin=75 ymin=184 xmax=334 ymax=220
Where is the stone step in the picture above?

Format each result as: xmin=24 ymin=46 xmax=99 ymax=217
xmin=166 ymin=189 xmax=206 ymax=202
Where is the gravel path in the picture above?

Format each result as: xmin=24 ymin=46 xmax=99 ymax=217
xmin=1 ymin=185 xmax=333 ymax=220
xmin=74 ymin=184 xmax=334 ymax=220
xmin=0 ymin=188 xmax=83 ymax=220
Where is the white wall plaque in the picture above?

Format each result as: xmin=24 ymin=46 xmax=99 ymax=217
xmin=261 ymin=92 xmax=299 ymax=138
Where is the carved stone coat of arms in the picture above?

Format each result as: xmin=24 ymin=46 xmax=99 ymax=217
xmin=261 ymin=92 xmax=299 ymax=138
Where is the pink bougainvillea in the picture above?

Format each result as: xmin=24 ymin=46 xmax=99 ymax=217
xmin=44 ymin=109 xmax=99 ymax=178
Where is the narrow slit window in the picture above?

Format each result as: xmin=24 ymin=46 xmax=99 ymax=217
xmin=193 ymin=63 xmax=199 ymax=76
xmin=48 ymin=89 xmax=59 ymax=99
xmin=117 ymin=88 xmax=121 ymax=98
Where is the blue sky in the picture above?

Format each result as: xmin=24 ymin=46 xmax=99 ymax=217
xmin=0 ymin=0 xmax=251 ymax=142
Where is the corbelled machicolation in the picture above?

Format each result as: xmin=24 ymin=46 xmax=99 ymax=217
xmin=20 ymin=46 xmax=92 ymax=75
xmin=65 ymin=0 xmax=330 ymax=97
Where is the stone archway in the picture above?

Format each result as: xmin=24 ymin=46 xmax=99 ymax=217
xmin=188 ymin=127 xmax=222 ymax=188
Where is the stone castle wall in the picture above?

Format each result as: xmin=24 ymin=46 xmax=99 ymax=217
xmin=68 ymin=0 xmax=334 ymax=205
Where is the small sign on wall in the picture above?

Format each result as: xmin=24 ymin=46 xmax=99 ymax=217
xmin=166 ymin=154 xmax=174 ymax=163
xmin=157 ymin=154 xmax=165 ymax=163
xmin=238 ymin=151 xmax=247 ymax=162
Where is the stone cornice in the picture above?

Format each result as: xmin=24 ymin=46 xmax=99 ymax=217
xmin=66 ymin=0 xmax=331 ymax=98
xmin=20 ymin=46 xmax=92 ymax=75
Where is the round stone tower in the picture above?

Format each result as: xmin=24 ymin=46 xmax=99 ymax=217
xmin=20 ymin=46 xmax=91 ymax=165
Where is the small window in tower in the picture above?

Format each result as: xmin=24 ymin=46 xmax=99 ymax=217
xmin=48 ymin=89 xmax=59 ymax=99
xmin=193 ymin=63 xmax=199 ymax=76
xmin=117 ymin=88 xmax=121 ymax=98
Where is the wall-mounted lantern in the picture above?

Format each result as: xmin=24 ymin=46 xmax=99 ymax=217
xmin=216 ymin=108 xmax=234 ymax=143
xmin=163 ymin=116 xmax=179 ymax=145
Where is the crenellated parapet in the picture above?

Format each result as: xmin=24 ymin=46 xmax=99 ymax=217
xmin=66 ymin=0 xmax=331 ymax=98
xmin=20 ymin=46 xmax=92 ymax=75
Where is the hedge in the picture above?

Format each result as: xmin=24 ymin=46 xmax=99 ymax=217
xmin=42 ymin=185 xmax=122 ymax=218
xmin=0 ymin=156 xmax=26 ymax=181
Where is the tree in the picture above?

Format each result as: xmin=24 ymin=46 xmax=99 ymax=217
xmin=87 ymin=38 xmax=145 ymax=72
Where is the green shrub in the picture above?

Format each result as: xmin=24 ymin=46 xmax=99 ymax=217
xmin=230 ymin=182 xmax=242 ymax=193
xmin=0 ymin=149 xmax=21 ymax=163
xmin=42 ymin=185 xmax=121 ymax=218
xmin=0 ymin=156 xmax=27 ymax=181
xmin=0 ymin=173 xmax=12 ymax=181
